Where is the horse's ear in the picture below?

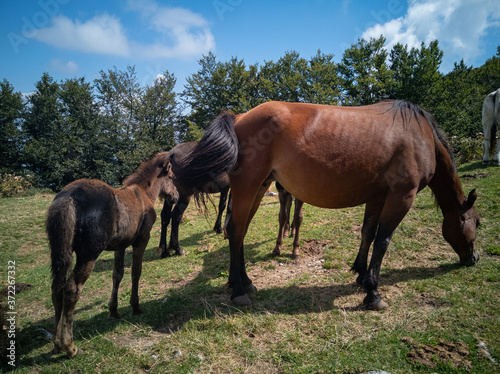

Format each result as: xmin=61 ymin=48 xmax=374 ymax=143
xmin=466 ymin=189 xmax=477 ymax=208
xmin=165 ymin=162 xmax=172 ymax=173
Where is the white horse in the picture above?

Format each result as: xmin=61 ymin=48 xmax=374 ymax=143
xmin=482 ymin=88 xmax=500 ymax=165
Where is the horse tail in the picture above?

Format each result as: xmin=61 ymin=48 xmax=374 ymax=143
xmin=46 ymin=196 xmax=76 ymax=291
xmin=173 ymin=112 xmax=239 ymax=193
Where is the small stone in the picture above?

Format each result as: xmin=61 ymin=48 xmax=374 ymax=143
xmin=173 ymin=350 xmax=182 ymax=358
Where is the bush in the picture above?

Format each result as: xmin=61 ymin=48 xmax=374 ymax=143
xmin=449 ymin=135 xmax=484 ymax=165
xmin=0 ymin=174 xmax=33 ymax=197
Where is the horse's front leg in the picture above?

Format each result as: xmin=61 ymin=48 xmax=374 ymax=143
xmin=168 ymin=196 xmax=190 ymax=256
xmin=290 ymin=199 xmax=304 ymax=259
xmin=214 ymin=186 xmax=230 ymax=233
xmin=351 ymin=200 xmax=384 ymax=285
xmin=130 ymin=235 xmax=149 ymax=315
xmin=362 ymin=191 xmax=415 ymax=310
xmin=108 ymin=250 xmax=125 ymax=319
xmin=159 ymin=200 xmax=172 ymax=258
xmin=273 ymin=189 xmax=291 ymax=256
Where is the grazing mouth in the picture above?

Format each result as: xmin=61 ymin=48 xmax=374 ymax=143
xmin=461 ymin=250 xmax=480 ymax=267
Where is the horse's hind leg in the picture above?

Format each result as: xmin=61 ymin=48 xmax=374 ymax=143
xmin=57 ymin=258 xmax=95 ymax=357
xmin=51 ymin=280 xmax=64 ymax=354
xmin=351 ymin=199 xmax=384 ymax=285
xmin=108 ymin=250 xmax=125 ymax=319
xmin=290 ymin=199 xmax=304 ymax=259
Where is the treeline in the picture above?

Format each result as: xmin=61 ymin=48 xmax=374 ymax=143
xmin=2 ymin=36 xmax=500 ymax=191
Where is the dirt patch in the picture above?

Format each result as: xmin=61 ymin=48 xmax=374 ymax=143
xmin=249 ymin=239 xmax=335 ymax=291
xmin=402 ymin=336 xmax=472 ymax=369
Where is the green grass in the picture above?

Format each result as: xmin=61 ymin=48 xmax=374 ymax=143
xmin=1 ymin=162 xmax=499 ymax=373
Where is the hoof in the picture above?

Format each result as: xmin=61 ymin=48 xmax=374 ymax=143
xmin=272 ymin=248 xmax=281 ymax=256
xmin=245 ymin=283 xmax=257 ymax=294
xmin=109 ymin=310 xmax=120 ymax=319
xmin=214 ymin=226 xmax=223 ymax=234
xmin=366 ymin=299 xmax=388 ymax=311
xmin=160 ymin=250 xmax=170 ymax=259
xmin=232 ymin=294 xmax=252 ymax=306
xmin=175 ymin=248 xmax=185 ymax=256
xmin=133 ymin=307 xmax=144 ymax=315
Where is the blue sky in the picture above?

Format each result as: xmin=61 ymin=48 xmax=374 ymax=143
xmin=2 ymin=0 xmax=500 ymax=95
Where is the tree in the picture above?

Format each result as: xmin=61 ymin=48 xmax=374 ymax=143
xmin=389 ymin=40 xmax=444 ymax=110
xmin=0 ymin=79 xmax=24 ymax=174
xmin=137 ymin=71 xmax=179 ymax=154
xmin=259 ymin=51 xmax=308 ymax=102
xmin=302 ymin=50 xmax=341 ymax=105
xmin=435 ymin=60 xmax=484 ymax=137
xmin=338 ymin=36 xmax=393 ymax=105
xmin=181 ymin=53 xmax=260 ymax=137
xmin=94 ymin=66 xmax=145 ymax=180
xmin=22 ymin=73 xmax=64 ymax=189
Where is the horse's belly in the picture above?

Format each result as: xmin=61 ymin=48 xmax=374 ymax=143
xmin=275 ymin=170 xmax=378 ymax=209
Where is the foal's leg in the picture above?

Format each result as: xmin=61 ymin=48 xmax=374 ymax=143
xmin=273 ymin=189 xmax=292 ymax=256
xmin=362 ymin=191 xmax=415 ymax=310
xmin=168 ymin=195 xmax=190 ymax=256
xmin=57 ymin=258 xmax=95 ymax=358
xmin=351 ymin=199 xmax=384 ymax=285
xmin=290 ymin=199 xmax=304 ymax=259
xmin=159 ymin=200 xmax=172 ymax=257
xmin=51 ymin=279 xmax=64 ymax=353
xmin=214 ymin=186 xmax=229 ymax=233
xmin=108 ymin=250 xmax=125 ymax=319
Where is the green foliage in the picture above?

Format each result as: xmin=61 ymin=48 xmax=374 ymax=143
xmin=1 ymin=43 xmax=500 ymax=189
xmin=0 ymin=174 xmax=33 ymax=197
xmin=390 ymin=40 xmax=444 ymax=110
xmin=338 ymin=36 xmax=393 ymax=105
xmin=0 ymin=79 xmax=24 ymax=174
xmin=449 ymin=135 xmax=484 ymax=165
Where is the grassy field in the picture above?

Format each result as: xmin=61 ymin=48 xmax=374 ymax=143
xmin=1 ymin=161 xmax=499 ymax=373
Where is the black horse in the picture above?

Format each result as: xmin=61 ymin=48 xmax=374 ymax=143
xmin=159 ymin=142 xmax=230 ymax=257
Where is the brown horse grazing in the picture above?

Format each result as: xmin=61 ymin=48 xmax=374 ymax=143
xmin=159 ymin=142 xmax=229 ymax=258
xmin=274 ymin=181 xmax=304 ymax=259
xmin=173 ymin=100 xmax=480 ymax=309
xmin=46 ymin=152 xmax=176 ymax=357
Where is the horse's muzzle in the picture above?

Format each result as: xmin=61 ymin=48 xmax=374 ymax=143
xmin=461 ymin=250 xmax=480 ymax=267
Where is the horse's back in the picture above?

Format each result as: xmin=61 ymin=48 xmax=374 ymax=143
xmin=234 ymin=101 xmax=437 ymax=208
xmin=56 ymin=179 xmax=118 ymax=254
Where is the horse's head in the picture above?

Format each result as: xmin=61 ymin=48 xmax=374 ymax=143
xmin=442 ymin=189 xmax=480 ymax=266
xmin=156 ymin=152 xmax=179 ymax=204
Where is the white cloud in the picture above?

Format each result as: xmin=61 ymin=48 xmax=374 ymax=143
xmin=127 ymin=0 xmax=215 ymax=59
xmin=362 ymin=0 xmax=500 ymax=66
xmin=34 ymin=14 xmax=131 ymax=57
xmin=47 ymin=59 xmax=79 ymax=74
xmin=32 ymin=1 xmax=215 ymax=59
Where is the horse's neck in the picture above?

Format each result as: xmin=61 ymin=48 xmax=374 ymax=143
xmin=144 ymin=179 xmax=162 ymax=204
xmin=429 ymin=147 xmax=465 ymax=213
